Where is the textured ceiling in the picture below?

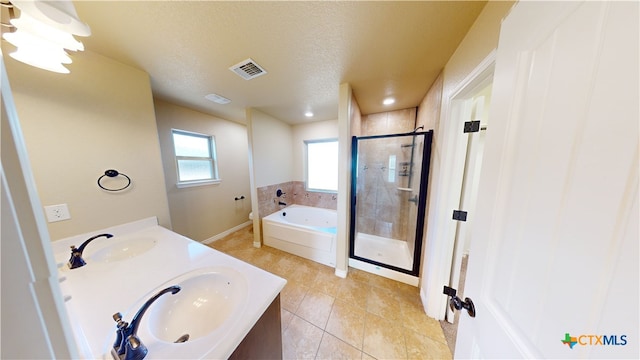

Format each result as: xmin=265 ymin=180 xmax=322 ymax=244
xmin=72 ymin=1 xmax=486 ymax=125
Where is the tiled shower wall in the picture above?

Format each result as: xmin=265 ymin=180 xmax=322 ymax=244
xmin=355 ymin=136 xmax=415 ymax=241
xmin=257 ymin=181 xmax=337 ymax=219
xmin=355 ymin=108 xmax=417 ymax=241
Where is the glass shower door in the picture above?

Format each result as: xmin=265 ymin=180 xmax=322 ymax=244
xmin=349 ymin=130 xmax=432 ymax=276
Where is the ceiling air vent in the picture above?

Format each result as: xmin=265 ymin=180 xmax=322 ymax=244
xmin=229 ymin=58 xmax=267 ymax=80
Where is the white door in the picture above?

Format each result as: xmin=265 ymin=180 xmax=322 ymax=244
xmin=447 ymin=83 xmax=492 ymax=323
xmin=455 ymin=1 xmax=638 ymax=359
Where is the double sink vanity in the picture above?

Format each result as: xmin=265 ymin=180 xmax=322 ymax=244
xmin=52 ymin=217 xmax=286 ymax=359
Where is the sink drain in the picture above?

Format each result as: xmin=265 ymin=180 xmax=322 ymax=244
xmin=174 ymin=334 xmax=190 ymax=343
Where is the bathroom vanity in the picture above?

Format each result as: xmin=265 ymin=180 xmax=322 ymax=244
xmin=52 ymin=217 xmax=286 ymax=359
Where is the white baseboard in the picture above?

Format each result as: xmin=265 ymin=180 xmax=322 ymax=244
xmin=334 ymin=268 xmax=348 ymax=278
xmin=348 ymin=258 xmax=419 ymax=287
xmin=201 ymin=221 xmax=252 ymax=245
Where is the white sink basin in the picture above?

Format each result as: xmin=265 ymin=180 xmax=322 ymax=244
xmin=91 ymin=236 xmax=157 ymax=263
xmin=146 ymin=267 xmax=248 ymax=343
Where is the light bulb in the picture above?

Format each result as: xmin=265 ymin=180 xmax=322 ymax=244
xmin=11 ymin=12 xmax=84 ymax=51
xmin=3 ymin=31 xmax=72 ymax=63
xmin=9 ymin=48 xmax=70 ymax=73
xmin=4 ymin=30 xmax=73 ymax=73
xmin=11 ymin=0 xmax=91 ymax=36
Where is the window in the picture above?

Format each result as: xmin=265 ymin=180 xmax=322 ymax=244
xmin=306 ymin=139 xmax=338 ymax=192
xmin=171 ymin=129 xmax=219 ymax=188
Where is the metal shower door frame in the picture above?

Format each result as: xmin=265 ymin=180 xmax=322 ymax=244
xmin=349 ymin=130 xmax=433 ymax=276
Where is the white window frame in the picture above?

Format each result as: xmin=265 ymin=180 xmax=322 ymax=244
xmin=171 ymin=129 xmax=220 ymax=188
xmin=305 ymin=138 xmax=338 ymax=193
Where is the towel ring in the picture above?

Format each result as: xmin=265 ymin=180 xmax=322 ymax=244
xmin=98 ymin=169 xmax=131 ymax=192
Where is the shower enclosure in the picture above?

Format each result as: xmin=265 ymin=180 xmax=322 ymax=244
xmin=349 ymin=130 xmax=433 ymax=276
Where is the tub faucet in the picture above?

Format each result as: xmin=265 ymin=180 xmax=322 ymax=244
xmin=68 ymin=233 xmax=113 ymax=269
xmin=112 ymin=285 xmax=181 ymax=360
xmin=278 ymin=201 xmax=287 ymax=206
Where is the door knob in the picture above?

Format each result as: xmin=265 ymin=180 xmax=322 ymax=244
xmin=443 ymin=285 xmax=476 ymax=317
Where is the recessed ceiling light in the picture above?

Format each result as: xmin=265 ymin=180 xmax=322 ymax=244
xmin=304 ymin=111 xmax=314 ymax=117
xmin=205 ymin=93 xmax=231 ymax=105
xmin=383 ymin=97 xmax=395 ymax=105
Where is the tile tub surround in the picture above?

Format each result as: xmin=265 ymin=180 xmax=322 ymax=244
xmin=209 ymin=226 xmax=451 ymax=359
xmin=51 ymin=218 xmax=286 ymax=359
xmin=257 ymin=181 xmax=337 ymax=220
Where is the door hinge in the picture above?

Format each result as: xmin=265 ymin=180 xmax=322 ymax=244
xmin=452 ymin=210 xmax=468 ymax=222
xmin=463 ymin=120 xmax=481 ymax=133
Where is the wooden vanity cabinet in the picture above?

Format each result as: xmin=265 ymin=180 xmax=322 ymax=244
xmin=229 ymin=294 xmax=282 ymax=359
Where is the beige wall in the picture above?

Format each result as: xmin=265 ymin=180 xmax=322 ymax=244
xmin=249 ymin=114 xmax=339 ymax=232
xmin=416 ymin=72 xmax=444 ymax=133
xmin=418 ymin=0 xmax=515 ymax=315
xmin=441 ymin=1 xmax=513 ymax=99
xmin=247 ymin=108 xmax=293 ymax=245
xmin=248 ymin=109 xmax=294 ymax=188
xmin=254 ymin=119 xmax=339 ymax=219
xmin=154 ymin=99 xmax=251 ymax=241
xmin=350 ymin=91 xmax=362 ymax=137
xmin=292 ymin=119 xmax=338 ymax=182
xmin=2 ymin=80 xmax=77 ymax=358
xmin=415 ymin=72 xmax=444 ymax=274
xmin=3 ymin=50 xmax=171 ymax=240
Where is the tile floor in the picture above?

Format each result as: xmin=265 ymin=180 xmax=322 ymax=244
xmin=208 ymin=226 xmax=452 ymax=359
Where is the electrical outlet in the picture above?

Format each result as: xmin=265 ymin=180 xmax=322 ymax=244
xmin=44 ymin=204 xmax=71 ymax=222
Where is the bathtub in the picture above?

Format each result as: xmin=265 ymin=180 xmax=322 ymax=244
xmin=262 ymin=205 xmax=337 ymax=267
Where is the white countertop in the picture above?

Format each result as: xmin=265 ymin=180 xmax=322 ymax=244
xmin=52 ymin=217 xmax=286 ymax=359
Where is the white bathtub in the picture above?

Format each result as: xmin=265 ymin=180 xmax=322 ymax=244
xmin=262 ymin=205 xmax=337 ymax=267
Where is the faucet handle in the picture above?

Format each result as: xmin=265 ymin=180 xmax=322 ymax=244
xmin=113 ymin=312 xmax=123 ymax=322
xmin=112 ymin=312 xmax=129 ymax=354
xmin=68 ymin=246 xmax=86 ymax=269
xmin=123 ymin=334 xmax=148 ymax=360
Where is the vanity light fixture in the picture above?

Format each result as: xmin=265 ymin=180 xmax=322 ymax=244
xmin=2 ymin=0 xmax=90 ymax=74
xmin=383 ymin=97 xmax=395 ymax=105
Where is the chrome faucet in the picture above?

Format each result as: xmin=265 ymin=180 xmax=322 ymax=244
xmin=68 ymin=233 xmax=113 ymax=269
xmin=112 ymin=286 xmax=181 ymax=360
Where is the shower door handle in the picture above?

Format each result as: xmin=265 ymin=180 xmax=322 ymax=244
xmin=408 ymin=195 xmax=418 ymax=204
